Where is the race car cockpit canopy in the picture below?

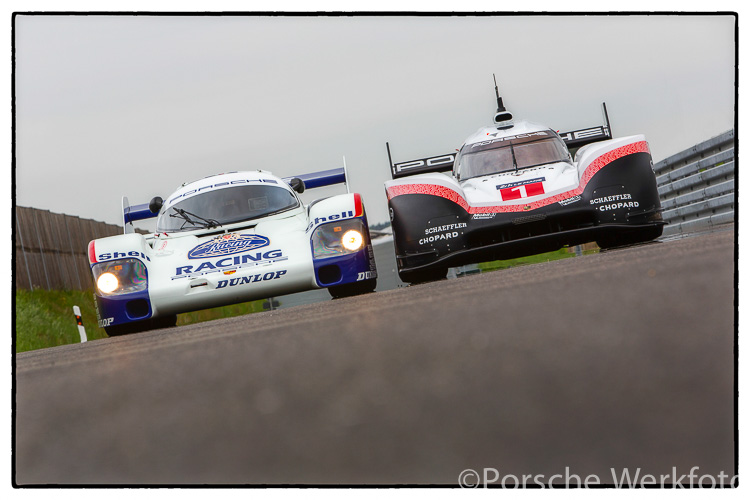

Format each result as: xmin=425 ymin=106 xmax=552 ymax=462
xmin=156 ymin=183 xmax=299 ymax=232
xmin=455 ymin=129 xmax=572 ymax=181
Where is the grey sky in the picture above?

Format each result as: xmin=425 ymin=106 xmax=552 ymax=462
xmin=14 ymin=14 xmax=735 ymax=229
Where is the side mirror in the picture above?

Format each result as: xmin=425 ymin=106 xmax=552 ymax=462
xmin=289 ymin=178 xmax=305 ymax=194
xmin=149 ymin=196 xmax=163 ymax=214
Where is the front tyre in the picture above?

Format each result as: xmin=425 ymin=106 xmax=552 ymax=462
xmin=328 ymin=279 xmax=377 ymax=299
xmin=105 ymin=314 xmax=178 ymax=337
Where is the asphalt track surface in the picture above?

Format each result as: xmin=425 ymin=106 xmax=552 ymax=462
xmin=15 ymin=229 xmax=735 ymax=485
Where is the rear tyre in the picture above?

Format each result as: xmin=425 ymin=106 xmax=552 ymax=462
xmin=328 ymin=279 xmax=377 ymax=299
xmin=596 ymin=225 xmax=664 ymax=250
xmin=105 ymin=314 xmax=178 ymax=337
xmin=401 ymin=267 xmax=448 ymax=284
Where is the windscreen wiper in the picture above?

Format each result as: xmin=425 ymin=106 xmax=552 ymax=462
xmin=509 ymin=143 xmax=519 ymax=173
xmin=169 ymin=208 xmax=222 ymax=230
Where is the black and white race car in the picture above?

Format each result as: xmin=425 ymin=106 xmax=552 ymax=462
xmin=384 ymin=80 xmax=665 ymax=283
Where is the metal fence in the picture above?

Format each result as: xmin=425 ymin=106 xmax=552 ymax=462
xmin=654 ymin=130 xmax=735 ymax=236
xmin=14 ymin=207 xmax=127 ymax=291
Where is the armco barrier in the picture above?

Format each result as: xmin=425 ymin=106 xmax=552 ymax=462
xmin=653 ymin=130 xmax=735 ymax=237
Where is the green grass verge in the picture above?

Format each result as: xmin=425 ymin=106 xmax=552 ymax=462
xmin=15 ymin=289 xmax=108 ymax=352
xmin=15 ymin=288 xmax=267 ymax=353
xmin=476 ymin=247 xmax=598 ymax=273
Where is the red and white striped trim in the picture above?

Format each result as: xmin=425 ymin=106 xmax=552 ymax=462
xmin=386 ymin=141 xmax=650 ymax=214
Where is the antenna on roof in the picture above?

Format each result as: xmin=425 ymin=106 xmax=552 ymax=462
xmin=492 ymin=74 xmax=513 ymax=129
xmin=494 ymin=74 xmax=506 ymax=113
xmin=601 ymin=102 xmax=612 ymax=138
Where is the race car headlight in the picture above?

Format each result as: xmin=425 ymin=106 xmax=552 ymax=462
xmin=97 ymin=273 xmax=119 ymax=294
xmin=93 ymin=258 xmax=148 ymax=296
xmin=341 ymin=230 xmax=363 ymax=251
xmin=312 ymin=219 xmax=367 ymax=259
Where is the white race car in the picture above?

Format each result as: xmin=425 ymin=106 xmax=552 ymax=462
xmin=385 ymin=78 xmax=665 ymax=283
xmin=88 ymin=168 xmax=377 ymax=336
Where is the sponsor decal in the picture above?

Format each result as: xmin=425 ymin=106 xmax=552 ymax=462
xmin=173 ymin=249 xmax=286 ymax=279
xmin=558 ymin=195 xmax=582 ymax=207
xmin=559 ymin=126 xmax=608 ymax=143
xmin=306 ymin=211 xmax=355 ymax=231
xmin=98 ymin=317 xmax=114 ymax=328
xmin=420 ymin=222 xmax=467 ymax=245
xmin=497 ymin=177 xmax=546 ymax=201
xmin=590 ymin=193 xmax=633 ymax=205
xmin=472 ymin=213 xmax=496 ymax=220
xmin=395 ymin=154 xmax=455 ymax=174
xmin=424 ymin=223 xmax=467 ymax=235
xmin=420 ymin=232 xmax=460 ymax=245
xmin=154 ymin=239 xmax=173 ymax=256
xmin=216 ymin=270 xmax=287 ymax=289
xmin=92 ymin=292 xmax=101 ymax=321
xmin=97 ymin=251 xmax=151 ymax=262
xmin=367 ymin=244 xmax=376 ymax=270
xmin=590 ymin=193 xmax=639 ymax=211
xmin=167 ymin=178 xmax=279 ymax=205
xmin=598 ymin=201 xmax=639 ymax=212
xmin=357 ymin=271 xmax=377 ymax=281
xmin=188 ymin=233 xmax=270 ymax=260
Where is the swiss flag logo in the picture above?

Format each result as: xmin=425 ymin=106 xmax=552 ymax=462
xmin=499 ymin=181 xmax=545 ymax=201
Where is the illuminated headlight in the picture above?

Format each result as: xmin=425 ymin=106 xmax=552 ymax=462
xmin=93 ymin=258 xmax=148 ymax=296
xmin=341 ymin=230 xmax=363 ymax=251
xmin=97 ymin=273 xmax=119 ymax=294
xmin=312 ymin=219 xmax=367 ymax=259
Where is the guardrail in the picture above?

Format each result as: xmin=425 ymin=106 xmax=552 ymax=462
xmin=653 ymin=130 xmax=735 ymax=236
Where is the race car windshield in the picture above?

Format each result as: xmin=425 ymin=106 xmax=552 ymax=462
xmin=459 ymin=138 xmax=570 ymax=180
xmin=157 ymin=185 xmax=299 ymax=232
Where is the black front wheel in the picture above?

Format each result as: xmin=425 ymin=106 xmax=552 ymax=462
xmin=328 ymin=279 xmax=377 ymax=299
xmin=105 ymin=314 xmax=178 ymax=337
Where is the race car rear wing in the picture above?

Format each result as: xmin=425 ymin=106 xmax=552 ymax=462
xmin=387 ymin=142 xmax=456 ymax=180
xmin=387 ymin=102 xmax=612 ymax=179
xmin=283 ymin=166 xmax=348 ymax=191
xmin=123 ymin=196 xmax=161 ymax=234
xmin=558 ymin=102 xmax=612 ymax=149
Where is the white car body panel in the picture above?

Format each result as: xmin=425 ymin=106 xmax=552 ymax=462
xmin=90 ymin=170 xmax=376 ymax=332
